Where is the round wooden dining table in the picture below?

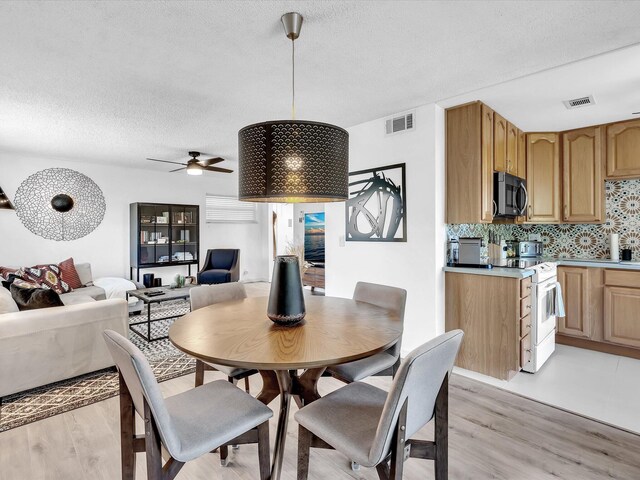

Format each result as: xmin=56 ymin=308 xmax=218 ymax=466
xmin=169 ymin=295 xmax=402 ymax=480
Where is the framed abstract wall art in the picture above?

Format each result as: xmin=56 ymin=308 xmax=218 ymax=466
xmin=346 ymin=163 xmax=406 ymax=242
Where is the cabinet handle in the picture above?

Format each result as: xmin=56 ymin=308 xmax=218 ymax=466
xmin=564 ymin=205 xmax=568 ymax=219
xmin=527 ymin=286 xmax=532 ymax=290
xmin=526 ymin=304 xmax=532 ymax=309
xmin=528 ymin=205 xmax=532 ymax=219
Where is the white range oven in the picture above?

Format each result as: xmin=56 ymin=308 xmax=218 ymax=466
xmin=522 ymin=262 xmax=561 ymax=373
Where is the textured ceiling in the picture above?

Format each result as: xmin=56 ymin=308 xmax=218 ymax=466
xmin=2 ymin=0 xmax=640 ymax=170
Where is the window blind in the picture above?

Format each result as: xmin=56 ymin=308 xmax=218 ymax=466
xmin=205 ymin=195 xmax=257 ymax=223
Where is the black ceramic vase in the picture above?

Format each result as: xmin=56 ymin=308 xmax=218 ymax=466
xmin=267 ymin=255 xmax=306 ymax=326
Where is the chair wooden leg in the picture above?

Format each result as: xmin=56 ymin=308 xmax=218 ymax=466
xmin=219 ymin=445 xmax=229 ymax=466
xmin=244 ymin=376 xmax=251 ymax=394
xmin=118 ymin=373 xmax=136 ymax=480
xmin=195 ymin=359 xmax=205 ymax=387
xmin=297 ymin=425 xmax=312 ymax=480
xmin=434 ymin=373 xmax=449 ymax=480
xmin=257 ymin=421 xmax=270 ymax=480
xmin=143 ymin=400 xmax=163 ymax=480
xmin=388 ymin=398 xmax=408 ymax=480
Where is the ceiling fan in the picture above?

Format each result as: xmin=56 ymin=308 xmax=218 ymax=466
xmin=146 ymin=151 xmax=233 ymax=176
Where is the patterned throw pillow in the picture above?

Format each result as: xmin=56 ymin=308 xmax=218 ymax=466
xmin=16 ymin=265 xmax=72 ymax=294
xmin=0 ymin=266 xmax=17 ymax=281
xmin=58 ymin=257 xmax=83 ymax=289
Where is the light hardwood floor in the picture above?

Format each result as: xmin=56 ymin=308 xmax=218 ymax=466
xmin=2 ymin=370 xmax=639 ymax=480
xmin=1 ymin=283 xmax=639 ymax=479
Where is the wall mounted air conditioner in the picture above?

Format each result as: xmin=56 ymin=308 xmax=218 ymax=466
xmin=385 ymin=110 xmax=415 ymax=135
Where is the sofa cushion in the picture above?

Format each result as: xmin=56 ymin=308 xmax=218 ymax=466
xmin=0 ymin=285 xmax=19 ymax=314
xmin=60 ymin=294 xmax=97 ymax=306
xmin=10 ymin=283 xmax=64 ymax=311
xmin=61 ymin=285 xmax=107 ymax=301
xmin=74 ymin=262 xmax=93 ymax=286
xmin=58 ymin=257 xmax=83 ymax=289
xmin=16 ymin=265 xmax=72 ymax=294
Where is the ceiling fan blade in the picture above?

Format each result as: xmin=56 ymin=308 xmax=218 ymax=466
xmin=199 ymin=157 xmax=225 ymax=166
xmin=146 ymin=158 xmax=188 ymax=166
xmin=204 ymin=166 xmax=234 ymax=173
xmin=169 ymin=167 xmax=187 ymax=172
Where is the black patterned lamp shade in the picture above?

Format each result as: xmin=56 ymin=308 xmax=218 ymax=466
xmin=238 ymin=120 xmax=349 ymax=203
xmin=0 ymin=187 xmax=14 ymax=210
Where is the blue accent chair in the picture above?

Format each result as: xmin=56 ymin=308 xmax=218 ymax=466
xmin=198 ymin=249 xmax=240 ymax=284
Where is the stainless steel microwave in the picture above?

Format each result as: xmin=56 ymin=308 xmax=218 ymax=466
xmin=493 ymin=172 xmax=528 ymax=218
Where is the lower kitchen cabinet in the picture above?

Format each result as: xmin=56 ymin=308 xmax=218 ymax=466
xmin=604 ymin=285 xmax=640 ymax=348
xmin=557 ymin=266 xmax=591 ymax=338
xmin=556 ymin=267 xmax=640 ymax=360
xmin=445 ymin=272 xmax=531 ymax=380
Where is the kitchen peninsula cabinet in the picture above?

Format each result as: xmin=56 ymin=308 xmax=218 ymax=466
xmin=526 ymin=133 xmax=561 ymax=223
xmin=445 ymin=271 xmax=531 ymax=380
xmin=562 ymin=126 xmax=605 ymax=223
xmin=607 ymin=118 xmax=640 ymax=179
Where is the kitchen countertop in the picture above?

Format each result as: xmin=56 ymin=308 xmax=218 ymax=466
xmin=443 ymin=257 xmax=640 ymax=277
xmin=443 ymin=265 xmax=535 ymax=278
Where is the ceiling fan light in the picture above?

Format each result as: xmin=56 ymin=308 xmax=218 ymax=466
xmin=186 ymin=163 xmax=203 ymax=175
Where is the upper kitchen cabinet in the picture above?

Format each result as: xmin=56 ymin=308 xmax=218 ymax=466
xmin=526 ymin=133 xmax=561 ymax=223
xmin=494 ymin=112 xmax=508 ymax=173
xmin=562 ymin=126 xmax=605 ymax=223
xmin=517 ymin=128 xmax=526 ymax=180
xmin=446 ymin=101 xmax=494 ymax=224
xmin=506 ymin=122 xmax=518 ymax=175
xmin=607 ymin=118 xmax=640 ymax=179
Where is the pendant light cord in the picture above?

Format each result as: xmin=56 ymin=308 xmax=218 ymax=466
xmin=291 ymin=38 xmax=296 ymax=120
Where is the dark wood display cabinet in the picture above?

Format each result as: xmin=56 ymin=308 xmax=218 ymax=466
xmin=130 ymin=203 xmax=200 ymax=282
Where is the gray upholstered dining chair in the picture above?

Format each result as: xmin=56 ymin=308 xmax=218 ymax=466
xmin=190 ymin=283 xmax=258 ymax=393
xmin=326 ymin=281 xmax=407 ymax=383
xmin=295 ymin=329 xmax=464 ymax=480
xmin=103 ymin=330 xmax=272 ymax=480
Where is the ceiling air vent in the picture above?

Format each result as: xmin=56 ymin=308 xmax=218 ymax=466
xmin=385 ymin=111 xmax=415 ymax=135
xmin=563 ymin=95 xmax=595 ymax=109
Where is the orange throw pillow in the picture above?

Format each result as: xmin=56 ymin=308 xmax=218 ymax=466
xmin=58 ymin=257 xmax=83 ymax=289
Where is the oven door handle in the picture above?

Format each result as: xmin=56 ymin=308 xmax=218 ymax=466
xmin=517 ymin=182 xmax=529 ymax=216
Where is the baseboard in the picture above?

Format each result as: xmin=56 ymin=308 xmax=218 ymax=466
xmin=556 ymin=334 xmax=640 ymax=360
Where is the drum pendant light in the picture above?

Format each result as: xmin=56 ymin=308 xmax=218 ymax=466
xmin=238 ymin=12 xmax=349 ymax=203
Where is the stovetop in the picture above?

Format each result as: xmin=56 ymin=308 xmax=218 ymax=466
xmin=492 ymin=258 xmax=549 ymax=269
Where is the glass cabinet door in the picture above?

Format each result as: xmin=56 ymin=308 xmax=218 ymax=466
xmin=138 ymin=204 xmax=157 ymax=265
xmin=171 ymin=205 xmax=198 ymax=264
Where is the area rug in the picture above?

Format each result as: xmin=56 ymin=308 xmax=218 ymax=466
xmin=0 ymin=299 xmax=194 ymax=432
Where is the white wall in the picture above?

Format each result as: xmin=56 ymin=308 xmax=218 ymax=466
xmin=0 ymin=155 xmax=270 ymax=283
xmin=325 ymin=103 xmax=446 ymax=353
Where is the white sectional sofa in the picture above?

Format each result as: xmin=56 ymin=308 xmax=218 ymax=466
xmin=0 ymin=262 xmax=130 ymax=398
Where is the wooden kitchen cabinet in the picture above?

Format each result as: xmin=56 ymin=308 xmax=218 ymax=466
xmin=557 ymin=266 xmax=591 ymax=338
xmin=562 ymin=126 xmax=605 ymax=223
xmin=445 ymin=271 xmax=532 ymax=380
xmin=517 ymin=128 xmax=526 ymax=180
xmin=494 ymin=112 xmax=508 ymax=173
xmin=526 ymin=133 xmax=561 ymax=223
xmin=604 ymin=269 xmax=640 ymax=348
xmin=506 ymin=122 xmax=518 ymax=175
xmin=604 ymin=286 xmax=640 ymax=348
xmin=607 ymin=118 xmax=640 ymax=179
xmin=446 ymin=101 xmax=494 ymax=224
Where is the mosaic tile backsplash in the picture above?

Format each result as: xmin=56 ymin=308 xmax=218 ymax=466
xmin=446 ymin=179 xmax=640 ymax=260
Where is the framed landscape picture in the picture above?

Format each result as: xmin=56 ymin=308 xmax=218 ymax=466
xmin=345 ymin=163 xmax=406 ymax=242
xmin=304 ymin=212 xmax=325 ymax=265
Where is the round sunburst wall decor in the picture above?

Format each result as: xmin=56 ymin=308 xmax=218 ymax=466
xmin=14 ymin=168 xmax=106 ymax=241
